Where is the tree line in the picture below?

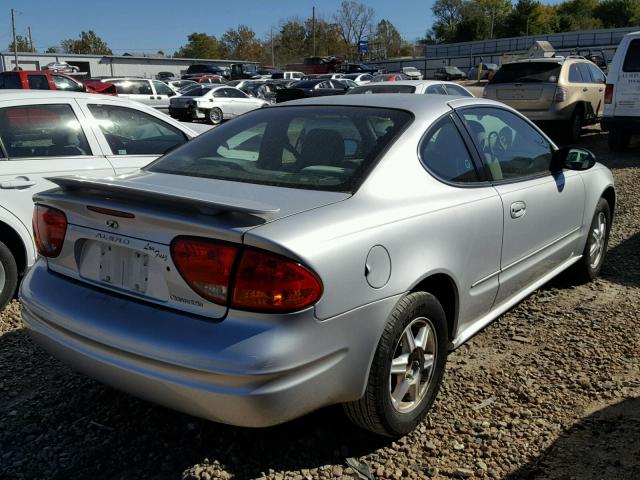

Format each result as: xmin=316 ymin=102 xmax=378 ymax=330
xmin=429 ymin=0 xmax=640 ymax=44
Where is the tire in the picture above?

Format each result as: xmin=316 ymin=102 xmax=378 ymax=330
xmin=568 ymin=197 xmax=611 ymax=283
xmin=343 ymin=292 xmax=448 ymax=437
xmin=608 ymin=130 xmax=631 ymax=152
xmin=207 ymin=107 xmax=223 ymax=125
xmin=565 ymin=107 xmax=583 ymax=142
xmin=0 ymin=241 xmax=18 ymax=310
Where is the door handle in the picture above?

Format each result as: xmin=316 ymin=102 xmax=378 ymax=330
xmin=510 ymin=201 xmax=526 ymax=219
xmin=149 ymin=96 xmax=155 ymax=99
xmin=1 ymin=176 xmax=36 ymax=189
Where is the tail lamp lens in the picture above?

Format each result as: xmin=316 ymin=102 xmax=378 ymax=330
xmin=232 ymin=249 xmax=323 ymax=312
xmin=32 ymin=205 xmax=67 ymax=258
xmin=604 ymin=84 xmax=613 ymax=104
xmin=554 ymin=86 xmax=568 ymax=103
xmin=171 ymin=237 xmax=239 ymax=305
xmin=170 ymin=237 xmax=323 ymax=312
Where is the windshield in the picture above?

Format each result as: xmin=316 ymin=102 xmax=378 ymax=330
xmin=348 ymin=85 xmax=416 ymax=94
xmin=146 ymin=106 xmax=412 ymax=192
xmin=490 ymin=62 xmax=562 ymax=83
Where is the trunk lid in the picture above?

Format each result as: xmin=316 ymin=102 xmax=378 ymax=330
xmin=488 ymin=82 xmax=558 ymax=110
xmin=36 ymin=171 xmax=350 ymax=319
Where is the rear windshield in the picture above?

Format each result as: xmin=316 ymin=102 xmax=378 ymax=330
xmin=490 ymin=62 xmax=561 ymax=83
xmin=146 ymin=106 xmax=412 ymax=192
xmin=349 ymin=85 xmax=416 ymax=94
xmin=623 ymin=39 xmax=640 ymax=72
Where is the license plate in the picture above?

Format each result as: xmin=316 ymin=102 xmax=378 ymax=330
xmin=97 ymin=243 xmax=149 ymax=294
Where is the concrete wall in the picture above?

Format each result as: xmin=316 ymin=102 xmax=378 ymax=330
xmin=0 ymin=52 xmax=257 ymax=79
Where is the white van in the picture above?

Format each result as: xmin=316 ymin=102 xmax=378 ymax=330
xmin=602 ymin=31 xmax=640 ymax=151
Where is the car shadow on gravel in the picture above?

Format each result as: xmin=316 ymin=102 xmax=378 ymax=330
xmin=0 ymin=328 xmax=389 ymax=479
xmin=504 ymin=397 xmax=640 ymax=480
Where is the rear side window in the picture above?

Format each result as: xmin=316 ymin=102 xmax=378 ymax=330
xmin=420 ymin=116 xmax=478 ymax=183
xmin=491 ymin=62 xmax=561 ymax=84
xmin=444 ymin=84 xmax=473 ymax=97
xmin=623 ymin=39 xmax=640 ymax=72
xmin=568 ymin=64 xmax=585 ymax=83
xmin=0 ymin=104 xmax=91 ymax=158
xmin=588 ymin=64 xmax=606 ymax=83
xmin=147 ymin=106 xmax=413 ymax=192
xmin=27 ymin=75 xmax=50 ymax=90
xmin=0 ymin=73 xmax=21 ymax=89
xmin=577 ymin=63 xmax=594 ymax=82
xmin=88 ymin=104 xmax=188 ymax=155
xmin=112 ymin=80 xmax=152 ymax=95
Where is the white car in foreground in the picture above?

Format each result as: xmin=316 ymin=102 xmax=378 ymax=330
xmin=169 ymin=84 xmax=269 ymax=124
xmin=0 ymin=90 xmax=199 ymax=309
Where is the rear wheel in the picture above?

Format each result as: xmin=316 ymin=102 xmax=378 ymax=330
xmin=565 ymin=107 xmax=583 ymax=142
xmin=569 ymin=197 xmax=611 ymax=283
xmin=343 ymin=292 xmax=448 ymax=437
xmin=207 ymin=107 xmax=223 ymax=125
xmin=0 ymin=241 xmax=18 ymax=310
xmin=608 ymin=130 xmax=631 ymax=152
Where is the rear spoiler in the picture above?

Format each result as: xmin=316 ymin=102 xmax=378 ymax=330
xmin=45 ymin=176 xmax=280 ymax=215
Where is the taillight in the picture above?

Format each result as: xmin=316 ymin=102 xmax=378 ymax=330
xmin=32 ymin=205 xmax=67 ymax=258
xmin=171 ymin=237 xmax=238 ymax=305
xmin=554 ymin=86 xmax=568 ymax=103
xmin=232 ymin=249 xmax=323 ymax=312
xmin=169 ymin=237 xmax=323 ymax=312
xmin=604 ymin=84 xmax=614 ymax=104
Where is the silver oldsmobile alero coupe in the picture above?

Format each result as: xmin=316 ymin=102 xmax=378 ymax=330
xmin=20 ymin=94 xmax=614 ymax=437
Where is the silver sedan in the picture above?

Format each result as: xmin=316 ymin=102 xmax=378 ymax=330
xmin=21 ymin=95 xmax=614 ymax=437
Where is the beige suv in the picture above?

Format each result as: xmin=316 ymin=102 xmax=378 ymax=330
xmin=484 ymin=57 xmax=606 ymax=141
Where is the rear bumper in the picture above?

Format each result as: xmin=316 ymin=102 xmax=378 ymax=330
xmin=20 ymin=261 xmax=401 ymax=427
xmin=169 ymin=107 xmax=205 ymax=120
xmin=601 ymin=116 xmax=640 ymax=133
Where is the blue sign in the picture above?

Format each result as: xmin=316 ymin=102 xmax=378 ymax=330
xmin=358 ymin=40 xmax=369 ymax=53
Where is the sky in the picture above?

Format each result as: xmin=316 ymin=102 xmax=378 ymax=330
xmin=7 ymin=0 xmax=441 ymax=55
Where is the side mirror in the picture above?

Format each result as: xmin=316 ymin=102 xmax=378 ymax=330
xmin=552 ymin=147 xmax=596 ymax=171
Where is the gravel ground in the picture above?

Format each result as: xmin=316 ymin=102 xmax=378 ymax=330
xmin=1 ymin=126 xmax=638 ymax=480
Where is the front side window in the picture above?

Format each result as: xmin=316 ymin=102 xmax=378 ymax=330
xmin=0 ymin=104 xmax=90 ymax=158
xmin=27 ymin=75 xmax=49 ymax=90
xmin=88 ymin=104 xmax=187 ymax=155
xmin=623 ymin=39 xmax=640 ymax=72
xmin=52 ymin=75 xmax=84 ymax=92
xmin=461 ymin=107 xmax=552 ymax=181
xmin=152 ymin=80 xmax=173 ymax=96
xmin=0 ymin=73 xmax=21 ymax=89
xmin=420 ymin=116 xmax=478 ymax=183
xmin=224 ymin=88 xmax=248 ymax=98
xmin=147 ymin=106 xmax=412 ymax=192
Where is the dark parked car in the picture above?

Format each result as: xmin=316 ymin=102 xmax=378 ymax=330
xmin=275 ymin=79 xmax=349 ymax=103
xmin=434 ymin=66 xmax=467 ymax=81
xmin=182 ymin=64 xmax=227 ymax=80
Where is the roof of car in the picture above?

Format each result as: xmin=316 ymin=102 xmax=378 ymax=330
xmin=362 ymin=80 xmax=464 ymax=87
xmin=0 ymin=89 xmax=108 ymax=100
xmin=276 ymin=92 xmax=498 ymax=116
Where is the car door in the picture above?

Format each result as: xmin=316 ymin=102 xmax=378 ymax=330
xmin=76 ymin=100 xmax=191 ymax=174
xmin=212 ymin=88 xmax=235 ymax=116
xmin=151 ymin=80 xmax=175 ymax=111
xmin=111 ymin=80 xmax=156 ymax=107
xmin=223 ymin=87 xmax=257 ymax=115
xmin=576 ymin=63 xmax=601 ymax=122
xmin=0 ymin=99 xmax=114 ymax=236
xmin=458 ymin=106 xmax=585 ymax=307
xmin=586 ymin=63 xmax=606 ymax=118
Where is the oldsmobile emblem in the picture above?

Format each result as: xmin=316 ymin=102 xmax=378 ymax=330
xmin=106 ymin=219 xmax=119 ymax=230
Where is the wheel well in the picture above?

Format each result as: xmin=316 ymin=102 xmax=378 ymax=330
xmin=602 ymin=186 xmax=616 ymax=217
xmin=0 ymin=221 xmax=27 ymax=275
xmin=411 ymin=274 xmax=458 ymax=340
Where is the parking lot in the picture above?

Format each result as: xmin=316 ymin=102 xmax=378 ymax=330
xmin=1 ymin=124 xmax=638 ymax=479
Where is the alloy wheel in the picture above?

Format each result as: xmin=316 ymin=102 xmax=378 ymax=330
xmin=0 ymin=261 xmax=5 ymax=295
xmin=589 ymin=211 xmax=607 ymax=269
xmin=389 ymin=317 xmax=437 ymax=413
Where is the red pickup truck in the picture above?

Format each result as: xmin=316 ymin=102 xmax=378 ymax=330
xmin=0 ymin=70 xmax=116 ymax=95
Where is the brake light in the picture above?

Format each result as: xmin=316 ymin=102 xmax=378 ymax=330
xmin=554 ymin=86 xmax=568 ymax=103
xmin=232 ymin=249 xmax=323 ymax=312
xmin=171 ymin=237 xmax=238 ymax=305
xmin=604 ymin=84 xmax=614 ymax=104
xmin=32 ymin=205 xmax=67 ymax=258
xmin=169 ymin=237 xmax=323 ymax=312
